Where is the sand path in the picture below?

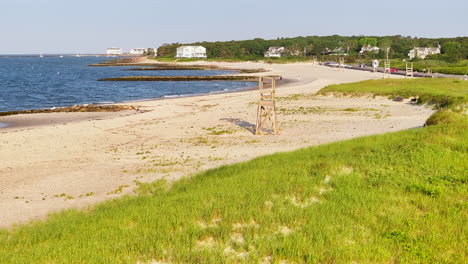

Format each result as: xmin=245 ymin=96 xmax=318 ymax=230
xmin=0 ymin=62 xmax=434 ymax=227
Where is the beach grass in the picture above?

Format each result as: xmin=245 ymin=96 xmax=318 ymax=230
xmin=319 ymin=78 xmax=468 ymax=126
xmin=319 ymin=78 xmax=467 ymax=105
xmin=387 ymin=59 xmax=468 ymax=75
xmin=0 ymin=79 xmax=467 ymax=263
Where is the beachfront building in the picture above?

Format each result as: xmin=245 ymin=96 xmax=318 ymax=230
xmin=106 ymin=48 xmax=123 ymax=55
xmin=408 ymin=45 xmax=441 ymax=59
xmin=175 ymin=46 xmax=207 ymax=59
xmin=130 ymin=48 xmax=148 ymax=55
xmin=360 ymin=45 xmax=380 ymax=55
xmin=264 ymin=47 xmax=285 ymax=57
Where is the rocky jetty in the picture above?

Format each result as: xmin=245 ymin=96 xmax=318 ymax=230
xmin=0 ymin=104 xmax=139 ymax=117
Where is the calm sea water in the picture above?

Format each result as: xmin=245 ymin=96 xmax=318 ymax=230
xmin=0 ymin=56 xmax=255 ymax=112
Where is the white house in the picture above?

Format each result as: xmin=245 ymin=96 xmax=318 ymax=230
xmin=106 ymin=47 xmax=122 ymax=55
xmin=130 ymin=48 xmax=148 ymax=55
xmin=175 ymin=46 xmax=207 ymax=59
xmin=264 ymin=47 xmax=285 ymax=57
xmin=322 ymin=47 xmax=348 ymax=56
xmin=408 ymin=45 xmax=441 ymax=59
xmin=360 ymin=45 xmax=380 ymax=55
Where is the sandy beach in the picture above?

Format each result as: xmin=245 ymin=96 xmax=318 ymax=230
xmin=0 ymin=62 xmax=434 ymax=228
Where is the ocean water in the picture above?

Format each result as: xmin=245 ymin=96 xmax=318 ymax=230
xmin=0 ymin=56 xmax=255 ymax=112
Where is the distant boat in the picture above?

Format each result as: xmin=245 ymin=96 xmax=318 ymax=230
xmin=59 ymin=55 xmax=64 ymax=58
xmin=39 ymin=54 xmax=44 ymax=58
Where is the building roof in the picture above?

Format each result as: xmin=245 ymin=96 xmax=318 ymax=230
xmin=267 ymin=47 xmax=285 ymax=52
xmin=178 ymin=46 xmax=205 ymax=49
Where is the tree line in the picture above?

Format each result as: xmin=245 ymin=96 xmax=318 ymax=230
xmin=156 ymin=35 xmax=468 ymax=62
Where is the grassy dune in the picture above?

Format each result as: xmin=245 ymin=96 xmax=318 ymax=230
xmin=320 ymin=78 xmax=468 ymax=126
xmin=319 ymin=78 xmax=467 ymax=105
xmin=1 ymin=79 xmax=467 ymax=263
xmin=388 ymin=59 xmax=468 ymax=76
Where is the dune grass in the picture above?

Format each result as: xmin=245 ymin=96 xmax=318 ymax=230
xmin=319 ymin=78 xmax=467 ymax=106
xmin=388 ymin=59 xmax=468 ymax=75
xmin=320 ymin=78 xmax=468 ymax=126
xmin=0 ymin=79 xmax=467 ymax=263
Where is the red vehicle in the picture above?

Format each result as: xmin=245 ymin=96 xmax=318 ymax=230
xmin=390 ymin=68 xmax=398 ymax=72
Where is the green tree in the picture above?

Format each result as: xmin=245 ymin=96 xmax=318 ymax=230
xmin=157 ymin=43 xmax=177 ymax=57
xmin=359 ymin=37 xmax=378 ymax=48
xmin=442 ymin=42 xmax=462 ymax=61
xmin=345 ymin=39 xmax=358 ymax=53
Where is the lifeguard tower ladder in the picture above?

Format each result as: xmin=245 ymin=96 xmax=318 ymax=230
xmin=383 ymin=59 xmax=391 ymax=78
xmin=383 ymin=47 xmax=391 ymax=79
xmin=256 ymin=77 xmax=279 ymax=135
xmin=406 ymin=62 xmax=414 ymax=78
xmin=338 ymin=57 xmax=345 ymax=71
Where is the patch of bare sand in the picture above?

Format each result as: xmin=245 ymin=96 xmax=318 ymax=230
xmin=0 ymin=62 xmax=434 ymax=227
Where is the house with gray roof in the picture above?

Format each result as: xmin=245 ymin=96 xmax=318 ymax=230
xmin=408 ymin=45 xmax=441 ymax=59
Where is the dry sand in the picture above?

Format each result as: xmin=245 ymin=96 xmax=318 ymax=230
xmin=0 ymin=62 xmax=434 ymax=227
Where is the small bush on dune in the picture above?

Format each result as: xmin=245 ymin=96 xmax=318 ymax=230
xmin=426 ymin=105 xmax=468 ymax=126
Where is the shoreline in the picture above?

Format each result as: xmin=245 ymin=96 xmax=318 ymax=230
xmin=0 ymin=82 xmax=269 ymax=129
xmin=0 ymin=56 xmax=260 ymax=121
xmin=0 ymin=61 xmax=435 ymax=228
xmin=0 ymin=59 xmax=299 ymax=129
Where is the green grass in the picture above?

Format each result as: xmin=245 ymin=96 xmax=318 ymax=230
xmin=320 ymin=78 xmax=468 ymax=126
xmin=389 ymin=59 xmax=468 ymax=75
xmin=1 ymin=80 xmax=467 ymax=263
xmin=320 ymin=78 xmax=468 ymax=107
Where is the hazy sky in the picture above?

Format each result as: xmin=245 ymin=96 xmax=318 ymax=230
xmin=1 ymin=0 xmax=467 ymax=54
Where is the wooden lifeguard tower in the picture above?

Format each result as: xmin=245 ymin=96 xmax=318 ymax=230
xmin=256 ymin=77 xmax=279 ymax=135
xmin=383 ymin=59 xmax=391 ymax=78
xmin=383 ymin=47 xmax=391 ymax=79
xmin=406 ymin=62 xmax=414 ymax=78
xmin=427 ymin=68 xmax=434 ymax=78
xmin=338 ymin=57 xmax=345 ymax=71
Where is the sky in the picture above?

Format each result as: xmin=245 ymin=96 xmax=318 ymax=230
xmin=0 ymin=0 xmax=467 ymax=54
